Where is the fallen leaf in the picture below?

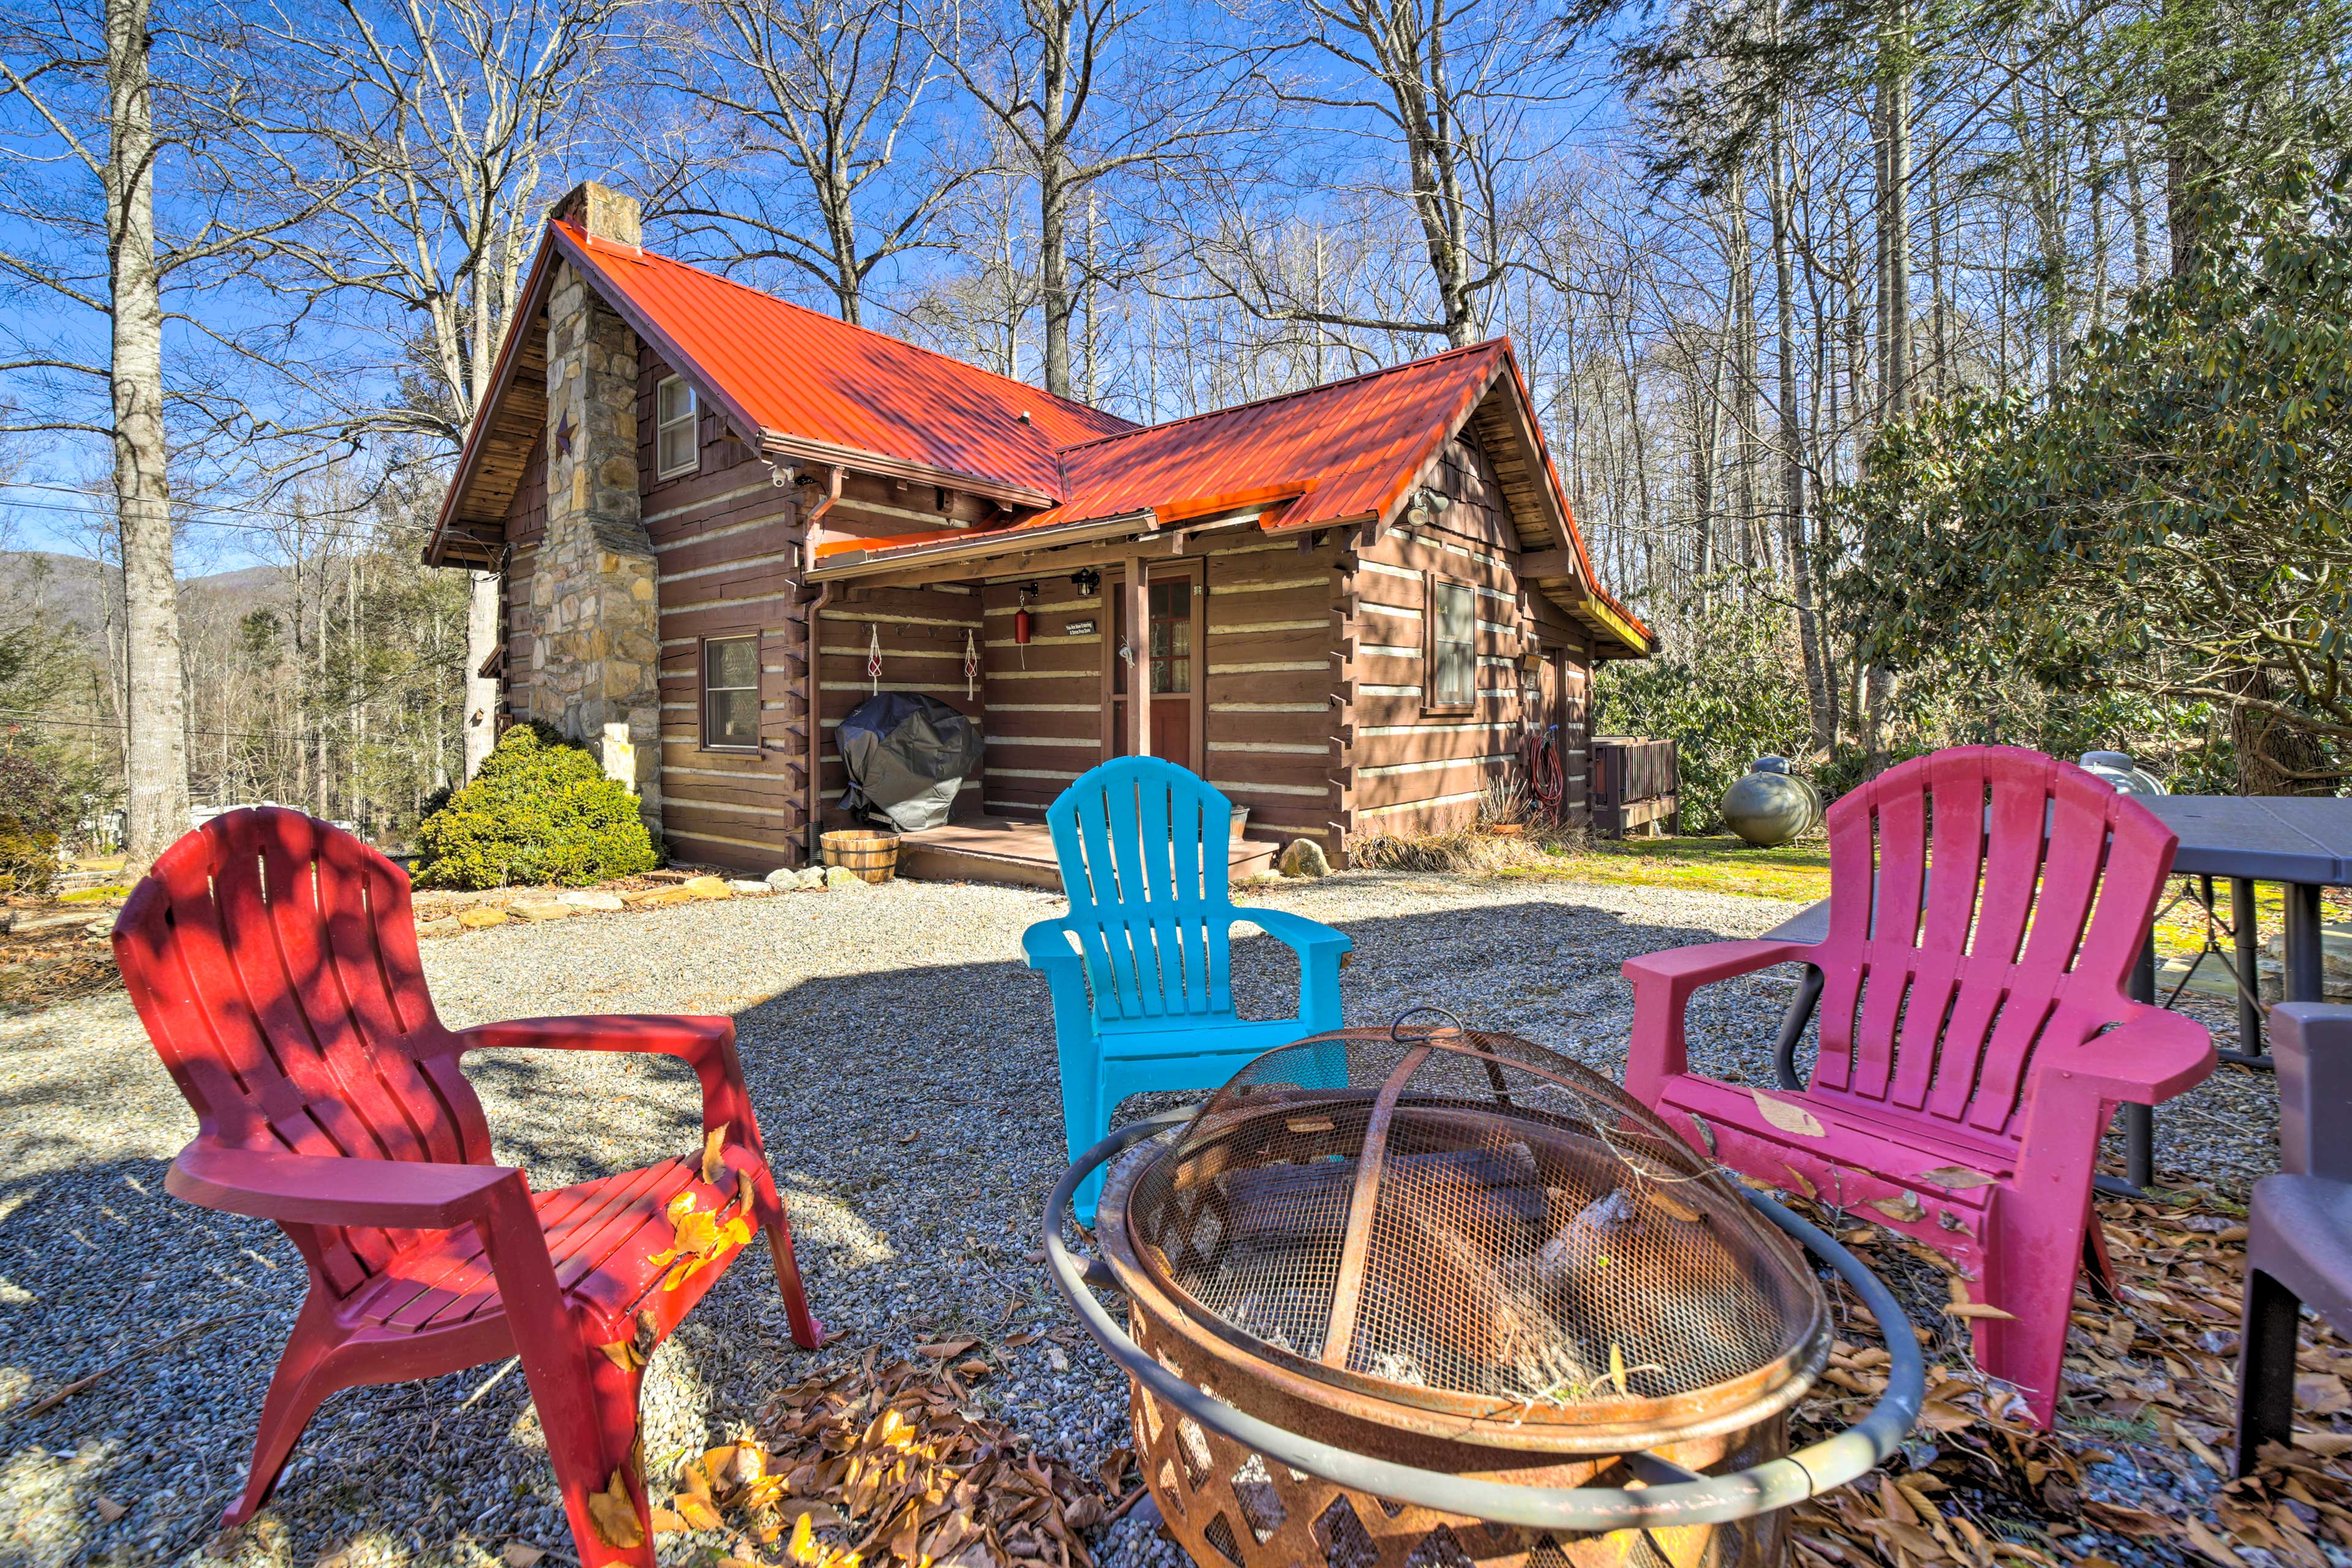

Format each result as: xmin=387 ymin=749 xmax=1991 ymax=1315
xmin=702 ymin=1123 xmax=729 ymax=1185
xmin=2082 ymin=1501 xmax=2175 ymax=1537
xmin=1916 ymin=1166 xmax=1996 ymax=1189
xmin=1781 ymin=1164 xmax=1818 ymax=1200
xmin=954 ymin=1358 xmax=990 ymax=1378
xmin=1686 ymin=1111 xmax=1716 ymax=1153
xmin=587 ymin=1468 xmax=645 ymax=1549
xmin=1945 ymin=1302 xmax=2017 ymax=1321
xmin=676 ymin=1493 xmax=724 ymax=1530
xmin=1868 ymin=1191 xmax=1924 ymax=1223
xmin=93 ymin=1497 xmax=126 ymax=1523
xmin=1046 ymin=1344 xmax=1069 ymax=1372
xmin=1752 ymin=1090 xmax=1826 ymax=1137
xmin=1285 ymin=1116 xmax=1335 ymax=1133
xmin=918 ymin=1338 xmax=979 ymax=1359
xmin=2183 ymin=1517 xmax=2247 ymax=1566
xmin=500 ymin=1545 xmax=546 ymax=1568
xmin=649 ymin=1505 xmax=688 ymax=1533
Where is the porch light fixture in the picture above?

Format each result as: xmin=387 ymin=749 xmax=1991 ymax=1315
xmin=1071 ymin=567 xmax=1102 ymax=597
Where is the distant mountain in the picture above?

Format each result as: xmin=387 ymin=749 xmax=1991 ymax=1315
xmin=4 ymin=552 xmax=290 ymax=643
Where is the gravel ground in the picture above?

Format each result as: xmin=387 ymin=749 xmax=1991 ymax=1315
xmin=0 ymin=869 xmax=2286 ymax=1567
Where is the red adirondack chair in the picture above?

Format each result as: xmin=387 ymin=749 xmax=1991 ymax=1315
xmin=112 ymin=808 xmax=822 ymax=1564
xmin=1624 ymin=747 xmax=2214 ymax=1427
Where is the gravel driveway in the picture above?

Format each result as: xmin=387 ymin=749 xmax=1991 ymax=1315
xmin=0 ymin=870 xmax=2282 ymax=1567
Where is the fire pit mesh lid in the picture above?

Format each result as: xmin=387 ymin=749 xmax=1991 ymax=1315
xmin=1121 ymin=1020 xmax=1825 ymax=1414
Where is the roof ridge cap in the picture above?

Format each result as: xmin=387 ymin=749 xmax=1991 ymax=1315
xmin=555 ymin=219 xmax=1134 ymax=432
xmin=1048 ymin=339 xmax=1503 ymax=456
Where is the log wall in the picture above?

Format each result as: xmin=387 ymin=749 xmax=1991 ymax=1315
xmin=1334 ymin=434 xmax=1597 ymax=847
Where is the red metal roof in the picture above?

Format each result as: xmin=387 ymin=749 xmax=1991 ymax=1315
xmin=1036 ymin=341 xmax=1507 ymax=530
xmin=440 ymin=221 xmax=1649 ymax=650
xmin=553 ymin=222 xmax=1133 ymax=497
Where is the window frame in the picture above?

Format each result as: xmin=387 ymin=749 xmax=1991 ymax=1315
xmin=1422 ymin=571 xmax=1479 ymax=715
xmin=699 ymin=633 xmax=761 ymax=752
xmin=655 ymin=374 xmax=699 ymax=480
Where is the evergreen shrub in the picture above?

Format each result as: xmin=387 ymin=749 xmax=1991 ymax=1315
xmin=413 ymin=723 xmax=658 ymax=889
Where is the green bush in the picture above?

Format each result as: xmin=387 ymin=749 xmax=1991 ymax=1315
xmin=413 ymin=723 xmax=659 ymax=889
xmin=1594 ymin=582 xmax=1816 ymax=834
xmin=0 ymin=748 xmax=69 ymax=897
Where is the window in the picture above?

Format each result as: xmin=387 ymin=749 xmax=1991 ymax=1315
xmin=703 ymin=636 xmax=758 ymax=748
xmin=1428 ymin=577 xmax=1477 ymax=709
xmin=656 ymin=375 xmax=698 ymax=478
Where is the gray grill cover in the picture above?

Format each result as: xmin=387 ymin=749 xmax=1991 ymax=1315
xmin=835 ymin=693 xmax=984 ymax=832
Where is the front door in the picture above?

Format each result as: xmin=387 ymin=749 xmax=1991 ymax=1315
xmin=1107 ymin=561 xmax=1204 ymax=772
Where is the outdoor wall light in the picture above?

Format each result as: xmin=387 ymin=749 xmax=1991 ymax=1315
xmin=1071 ymin=568 xmax=1102 ymax=597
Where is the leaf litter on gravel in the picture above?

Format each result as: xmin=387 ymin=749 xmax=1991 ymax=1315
xmin=628 ymin=1346 xmax=1114 ymax=1567
xmin=1776 ymin=1178 xmax=2352 ymax=1568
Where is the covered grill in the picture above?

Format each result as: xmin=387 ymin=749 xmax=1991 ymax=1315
xmin=1047 ymin=1016 xmax=1923 ymax=1567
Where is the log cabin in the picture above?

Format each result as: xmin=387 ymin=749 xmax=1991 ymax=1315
xmin=424 ymin=183 xmax=1653 ymax=881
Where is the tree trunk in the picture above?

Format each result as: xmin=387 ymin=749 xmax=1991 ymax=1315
xmin=1875 ymin=0 xmax=1914 ymax=420
xmin=109 ymin=0 xmax=187 ymax=876
xmin=1770 ymin=118 xmax=1836 ymax=754
xmin=2230 ymin=670 xmax=2335 ymax=796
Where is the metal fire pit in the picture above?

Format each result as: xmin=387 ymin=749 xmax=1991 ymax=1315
xmin=1046 ymin=1015 xmax=1923 ymax=1568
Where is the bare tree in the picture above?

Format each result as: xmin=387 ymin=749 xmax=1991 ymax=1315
xmin=1178 ymin=0 xmax=1567 ymax=349
xmin=241 ymin=0 xmax=621 ymax=777
xmin=657 ymin=0 xmax=973 ymax=325
xmin=931 ymin=0 xmax=1241 ymax=398
xmin=0 ymin=0 xmax=343 ymax=869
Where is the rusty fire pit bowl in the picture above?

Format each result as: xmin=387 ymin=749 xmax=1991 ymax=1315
xmin=1045 ymin=1014 xmax=1924 ymax=1568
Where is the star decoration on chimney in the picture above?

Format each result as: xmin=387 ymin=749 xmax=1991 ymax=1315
xmin=554 ymin=411 xmax=575 ymax=459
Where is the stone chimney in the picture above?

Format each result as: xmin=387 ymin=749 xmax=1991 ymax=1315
xmin=530 ymin=179 xmax=662 ymax=838
xmin=551 ymin=179 xmax=641 ymax=249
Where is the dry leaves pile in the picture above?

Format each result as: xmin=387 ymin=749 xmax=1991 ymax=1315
xmin=597 ymin=1346 xmax=1115 ymax=1567
xmin=750 ymin=1348 xmax=1116 ymax=1567
xmin=1782 ymin=1183 xmax=2352 ymax=1568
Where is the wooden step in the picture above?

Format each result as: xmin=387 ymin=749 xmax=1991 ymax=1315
xmin=895 ymin=818 xmax=1280 ymax=891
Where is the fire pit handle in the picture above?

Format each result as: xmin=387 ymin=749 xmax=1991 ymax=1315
xmin=1046 ymin=1112 xmax=1927 ymax=1532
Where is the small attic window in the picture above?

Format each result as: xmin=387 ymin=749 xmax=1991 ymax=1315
xmin=656 ymin=376 xmax=698 ymax=478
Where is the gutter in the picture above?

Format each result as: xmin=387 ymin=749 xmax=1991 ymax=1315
xmin=798 ymin=464 xmax=845 ymax=867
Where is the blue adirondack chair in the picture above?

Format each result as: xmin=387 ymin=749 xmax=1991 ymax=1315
xmin=1023 ymin=757 xmax=1352 ymax=1220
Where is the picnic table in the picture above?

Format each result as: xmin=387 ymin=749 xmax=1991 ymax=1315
xmin=1758 ymin=793 xmax=2352 ymax=1191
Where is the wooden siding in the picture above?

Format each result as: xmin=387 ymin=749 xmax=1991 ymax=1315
xmin=640 ymin=347 xmax=810 ymax=872
xmin=1335 ymin=433 xmax=1597 ymax=850
xmin=1202 ymin=537 xmax=1342 ymax=849
xmin=976 ymin=576 xmax=1104 ymax=818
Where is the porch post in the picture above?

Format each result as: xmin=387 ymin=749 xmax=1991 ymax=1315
xmin=1125 ymin=555 xmax=1150 ymax=758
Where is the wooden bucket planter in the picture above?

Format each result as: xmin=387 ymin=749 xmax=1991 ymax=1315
xmin=820 ymin=828 xmax=901 ymax=884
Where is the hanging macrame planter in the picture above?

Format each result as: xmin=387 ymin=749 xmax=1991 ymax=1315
xmin=867 ymin=624 xmax=883 ymax=695
xmin=963 ymin=629 xmax=979 ymax=700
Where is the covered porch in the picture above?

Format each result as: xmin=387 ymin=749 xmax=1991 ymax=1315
xmin=809 ymin=514 xmax=1346 ymax=883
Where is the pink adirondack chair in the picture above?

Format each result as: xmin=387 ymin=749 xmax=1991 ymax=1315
xmin=1624 ymin=747 xmax=2214 ymax=1427
xmin=112 ymin=808 xmax=823 ymax=1564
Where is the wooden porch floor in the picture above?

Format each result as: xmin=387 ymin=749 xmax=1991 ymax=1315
xmin=895 ymin=818 xmax=1280 ymax=891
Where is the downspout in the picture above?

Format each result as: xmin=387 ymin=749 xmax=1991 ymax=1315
xmin=797 ymin=464 xmax=844 ymax=867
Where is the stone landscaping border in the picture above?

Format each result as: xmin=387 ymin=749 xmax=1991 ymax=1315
xmin=412 ymin=864 xmax=877 ymax=938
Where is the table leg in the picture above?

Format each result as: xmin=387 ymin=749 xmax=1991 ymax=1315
xmin=2234 ymin=876 xmax=2264 ymax=1060
xmin=2286 ymin=881 xmax=2325 ymax=1003
xmin=2118 ymin=937 xmax=2158 ymax=1193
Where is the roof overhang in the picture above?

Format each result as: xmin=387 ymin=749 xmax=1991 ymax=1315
xmin=809 ymin=509 xmax=1159 ymax=582
xmin=426 ymin=221 xmax=1064 ymax=568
